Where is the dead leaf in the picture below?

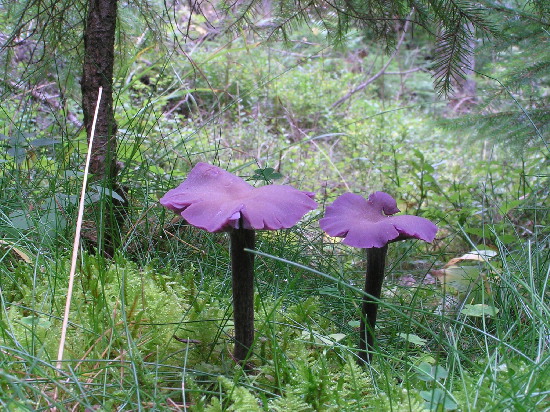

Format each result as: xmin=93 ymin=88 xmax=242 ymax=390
xmin=0 ymin=239 xmax=32 ymax=263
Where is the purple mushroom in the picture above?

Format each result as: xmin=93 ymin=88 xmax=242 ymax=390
xmin=160 ymin=162 xmax=317 ymax=366
xmin=319 ymin=192 xmax=437 ymax=363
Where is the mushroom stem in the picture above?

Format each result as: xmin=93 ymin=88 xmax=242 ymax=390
xmin=230 ymin=227 xmax=256 ymax=366
xmin=359 ymin=245 xmax=388 ymax=364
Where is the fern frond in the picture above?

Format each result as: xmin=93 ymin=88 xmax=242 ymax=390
xmin=438 ymin=1 xmax=550 ymax=151
xmin=269 ymin=394 xmax=312 ymax=412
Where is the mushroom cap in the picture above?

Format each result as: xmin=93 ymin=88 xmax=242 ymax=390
xmin=160 ymin=162 xmax=317 ymax=232
xmin=319 ymin=192 xmax=438 ymax=248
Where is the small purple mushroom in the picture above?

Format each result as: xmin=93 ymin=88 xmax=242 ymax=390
xmin=319 ymin=191 xmax=437 ymax=363
xmin=160 ymin=162 xmax=317 ymax=366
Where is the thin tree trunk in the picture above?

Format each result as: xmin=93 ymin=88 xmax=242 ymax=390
xmin=81 ymin=0 xmax=120 ymax=257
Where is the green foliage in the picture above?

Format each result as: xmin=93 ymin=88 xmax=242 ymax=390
xmin=440 ymin=1 xmax=550 ymax=151
xmin=226 ymin=0 xmax=498 ymax=95
xmin=1 ymin=255 xmax=192 ymax=363
xmin=1 ymin=0 xmax=548 ymax=409
xmin=265 ymin=357 xmax=432 ymax=411
xmin=251 ymin=167 xmax=283 ymax=183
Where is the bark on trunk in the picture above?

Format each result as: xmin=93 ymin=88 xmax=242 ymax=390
xmin=81 ymin=0 xmax=120 ymax=257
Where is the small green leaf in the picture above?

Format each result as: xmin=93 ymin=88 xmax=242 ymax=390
xmin=416 ymin=362 xmax=433 ymax=379
xmin=89 ymin=185 xmax=125 ymax=202
xmin=398 ymin=332 xmax=427 ymax=346
xmin=420 ymin=388 xmax=458 ymax=410
xmin=148 ymin=165 xmax=165 ymax=175
xmin=498 ymin=234 xmax=517 ymax=244
xmin=424 ymin=173 xmax=437 ymax=182
xmin=328 ymin=333 xmax=346 ymax=342
xmin=461 ymin=304 xmax=499 ymax=318
xmin=30 ymin=138 xmax=61 ymax=147
xmin=8 ymin=131 xmax=31 ymax=146
xmin=464 ymin=226 xmax=484 ymax=237
xmin=252 ymin=167 xmax=283 ymax=182
xmin=348 ymin=320 xmax=360 ymax=328
xmin=301 ymin=330 xmax=344 ymax=346
xmin=318 ymin=286 xmax=339 ymax=296
xmin=7 ymin=147 xmax=27 ymax=163
xmin=500 ymin=199 xmax=522 ymax=215
xmin=7 ymin=210 xmax=31 ymax=230
xmin=413 ymin=149 xmax=425 ymax=160
xmin=63 ymin=170 xmax=85 ymax=179
xmin=21 ymin=316 xmax=52 ymax=329
xmin=56 ymin=193 xmax=79 ymax=207
xmin=415 ymin=362 xmax=448 ymax=381
xmin=423 ymin=163 xmax=435 ymax=173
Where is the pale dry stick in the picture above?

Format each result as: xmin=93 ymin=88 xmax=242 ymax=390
xmin=182 ymin=339 xmax=191 ymax=412
xmin=56 ymin=87 xmax=103 ymax=371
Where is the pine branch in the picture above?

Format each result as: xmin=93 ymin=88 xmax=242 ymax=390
xmin=424 ymin=0 xmax=499 ymax=95
xmin=432 ymin=21 xmax=472 ymax=96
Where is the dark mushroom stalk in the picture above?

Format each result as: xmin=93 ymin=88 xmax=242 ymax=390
xmin=230 ymin=225 xmax=256 ymax=362
xmin=319 ymin=192 xmax=437 ymax=364
xmin=360 ymin=244 xmax=388 ymax=363
xmin=160 ymin=162 xmax=317 ymax=366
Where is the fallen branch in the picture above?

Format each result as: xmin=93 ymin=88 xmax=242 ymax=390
xmin=384 ymin=67 xmax=424 ymax=75
xmin=331 ymin=15 xmax=413 ymax=109
xmin=8 ymin=80 xmax=82 ymax=128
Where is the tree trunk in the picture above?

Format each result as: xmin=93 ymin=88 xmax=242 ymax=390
xmin=81 ymin=0 xmax=120 ymax=257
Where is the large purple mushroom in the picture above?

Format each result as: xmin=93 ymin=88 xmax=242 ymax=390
xmin=319 ymin=192 xmax=437 ymax=363
xmin=160 ymin=162 xmax=317 ymax=366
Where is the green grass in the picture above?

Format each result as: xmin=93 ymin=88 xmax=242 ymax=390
xmin=0 ymin=226 xmax=548 ymax=410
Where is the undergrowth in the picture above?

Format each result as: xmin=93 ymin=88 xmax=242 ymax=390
xmin=0 ymin=220 xmax=548 ymax=409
